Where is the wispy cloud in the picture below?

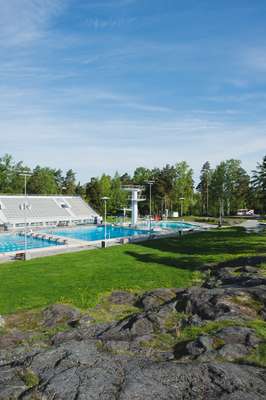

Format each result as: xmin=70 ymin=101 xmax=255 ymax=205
xmin=85 ymin=17 xmax=136 ymax=30
xmin=243 ymin=47 xmax=266 ymax=71
xmin=1 ymin=109 xmax=265 ymax=179
xmin=0 ymin=0 xmax=65 ymax=46
xmin=0 ymin=85 xmax=174 ymax=117
xmin=82 ymin=0 xmax=137 ymax=9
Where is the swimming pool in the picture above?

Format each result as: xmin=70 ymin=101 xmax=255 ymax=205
xmin=138 ymin=221 xmax=196 ymax=230
xmin=0 ymin=222 xmax=196 ymax=254
xmin=0 ymin=233 xmax=64 ymax=253
xmin=152 ymin=221 xmax=196 ymax=230
xmin=45 ymin=225 xmax=149 ymax=242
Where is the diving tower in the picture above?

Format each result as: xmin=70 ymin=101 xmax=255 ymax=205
xmin=122 ymin=185 xmax=145 ymax=226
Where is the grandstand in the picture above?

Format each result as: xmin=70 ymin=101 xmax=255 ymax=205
xmin=0 ymin=195 xmax=101 ymax=230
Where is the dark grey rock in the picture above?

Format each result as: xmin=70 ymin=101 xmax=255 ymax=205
xmin=136 ymin=288 xmax=180 ymax=311
xmin=99 ymin=313 xmax=155 ymax=340
xmin=119 ymin=361 xmax=266 ymax=400
xmin=0 ymin=366 xmax=27 ymax=400
xmin=42 ymin=304 xmax=81 ymax=328
xmin=216 ymin=326 xmax=260 ymax=347
xmin=218 ymin=343 xmax=250 ymax=360
xmin=1 ymin=339 xmax=265 ymax=400
xmin=108 ymin=290 xmax=137 ymax=305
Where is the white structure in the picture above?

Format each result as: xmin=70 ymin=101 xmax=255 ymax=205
xmin=123 ymin=186 xmax=145 ymax=226
xmin=0 ymin=195 xmax=100 ymax=229
xmin=172 ymin=211 xmax=179 ymax=218
xmin=237 ymin=209 xmax=255 ymax=216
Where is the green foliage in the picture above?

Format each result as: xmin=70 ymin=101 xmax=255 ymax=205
xmin=18 ymin=368 xmax=39 ymax=388
xmin=231 ymin=294 xmax=263 ymax=312
xmin=64 ymin=169 xmax=76 ymax=195
xmin=88 ymin=301 xmax=140 ymax=324
xmin=140 ymin=333 xmax=177 ymax=351
xmin=0 ymin=153 xmax=265 ymax=216
xmin=197 ymin=161 xmax=212 ymax=216
xmin=179 ymin=320 xmax=239 ymax=341
xmin=83 ymin=156 xmax=263 ymax=217
xmin=208 ymin=159 xmax=250 ymax=217
xmin=247 ymin=320 xmax=266 ymax=339
xmin=245 ymin=343 xmax=266 ymax=367
xmin=252 ymin=155 xmax=266 ymax=213
xmin=0 ymin=154 xmax=29 ymax=194
xmin=28 ymin=166 xmax=59 ymax=195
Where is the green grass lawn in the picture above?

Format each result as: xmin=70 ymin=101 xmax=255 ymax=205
xmin=175 ymin=215 xmax=246 ymax=225
xmin=0 ymin=228 xmax=265 ymax=315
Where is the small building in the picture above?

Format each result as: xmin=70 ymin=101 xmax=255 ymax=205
xmin=0 ymin=195 xmax=100 ymax=230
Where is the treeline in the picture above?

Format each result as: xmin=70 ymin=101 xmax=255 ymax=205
xmin=0 ymin=154 xmax=265 ymax=216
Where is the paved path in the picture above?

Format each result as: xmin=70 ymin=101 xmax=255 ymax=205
xmin=236 ymin=219 xmax=264 ymax=231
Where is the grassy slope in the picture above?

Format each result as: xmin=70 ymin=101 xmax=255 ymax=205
xmin=0 ymin=228 xmax=265 ymax=315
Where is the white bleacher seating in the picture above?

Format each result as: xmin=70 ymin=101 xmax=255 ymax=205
xmin=0 ymin=195 xmax=100 ymax=229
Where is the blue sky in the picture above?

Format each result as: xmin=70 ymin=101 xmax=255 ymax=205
xmin=1 ymin=0 xmax=266 ymax=182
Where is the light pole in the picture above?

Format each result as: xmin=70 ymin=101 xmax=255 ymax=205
xmin=145 ymin=180 xmax=154 ymax=230
xmin=179 ymin=197 xmax=184 ymax=218
xmin=101 ymin=196 xmax=110 ymax=246
xmin=219 ymin=183 xmax=225 ymax=227
xmin=19 ymin=172 xmax=32 ymax=260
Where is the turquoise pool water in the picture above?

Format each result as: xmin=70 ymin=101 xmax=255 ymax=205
xmin=138 ymin=221 xmax=195 ymax=230
xmin=46 ymin=225 xmax=149 ymax=242
xmin=151 ymin=221 xmax=195 ymax=230
xmin=0 ymin=234 xmax=63 ymax=253
xmin=0 ymin=222 xmax=196 ymax=254
xmin=46 ymin=222 xmax=196 ymax=242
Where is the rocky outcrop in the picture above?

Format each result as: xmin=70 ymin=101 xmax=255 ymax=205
xmin=0 ymin=256 xmax=265 ymax=399
xmin=1 ymin=339 xmax=265 ymax=400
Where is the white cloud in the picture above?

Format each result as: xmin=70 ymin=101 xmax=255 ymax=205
xmin=242 ymin=46 xmax=266 ymax=72
xmin=85 ymin=17 xmax=137 ymax=30
xmin=83 ymin=0 xmax=137 ymax=8
xmin=1 ymin=111 xmax=265 ymax=180
xmin=0 ymin=0 xmax=64 ymax=46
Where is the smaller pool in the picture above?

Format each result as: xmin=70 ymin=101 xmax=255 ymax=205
xmin=138 ymin=221 xmax=196 ymax=230
xmin=45 ymin=225 xmax=149 ymax=242
xmin=0 ymin=233 xmax=63 ymax=253
xmin=152 ymin=221 xmax=196 ymax=230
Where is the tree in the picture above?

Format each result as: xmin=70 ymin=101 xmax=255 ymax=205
xmin=75 ymin=182 xmax=86 ymax=198
xmin=133 ymin=167 xmax=152 ymax=185
xmin=209 ymin=160 xmax=250 ymax=217
xmin=120 ymin=173 xmax=132 ymax=185
xmin=64 ymin=169 xmax=76 ymax=195
xmin=197 ymin=161 xmax=212 ymax=216
xmin=27 ymin=166 xmax=59 ymax=195
xmin=174 ymin=162 xmax=194 ymax=215
xmin=252 ymin=155 xmax=266 ymax=213
xmin=54 ymin=169 xmax=64 ymax=192
xmin=0 ymin=154 xmax=30 ymax=194
xmin=85 ymin=178 xmax=103 ymax=213
xmin=209 ymin=162 xmax=226 ymax=217
xmin=109 ymin=172 xmax=127 ymax=215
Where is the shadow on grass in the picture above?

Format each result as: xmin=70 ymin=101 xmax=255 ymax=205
xmin=125 ymin=250 xmax=203 ymax=272
xmin=125 ymin=228 xmax=266 ymax=272
xmin=135 ymin=228 xmax=266 ymax=256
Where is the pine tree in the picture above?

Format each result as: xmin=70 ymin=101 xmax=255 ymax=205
xmin=252 ymin=155 xmax=266 ymax=213
xmin=197 ymin=161 xmax=211 ymax=216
